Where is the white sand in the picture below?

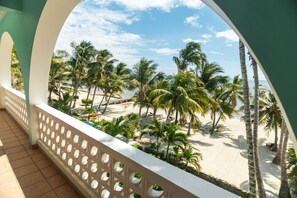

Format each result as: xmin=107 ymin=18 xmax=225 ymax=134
xmin=74 ymin=90 xmax=288 ymax=197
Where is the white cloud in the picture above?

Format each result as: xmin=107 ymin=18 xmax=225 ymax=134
xmin=226 ymin=43 xmax=233 ymax=47
xmin=210 ymin=51 xmax=224 ymax=55
xmin=215 ymin=29 xmax=238 ymax=43
xmin=94 ymin=0 xmax=204 ymax=11
xmin=55 ymin=3 xmax=143 ymax=66
xmin=201 ymin=34 xmax=212 ymax=39
xmin=149 ymin=48 xmax=179 ymax=56
xmin=183 ymin=38 xmax=208 ymax=44
xmin=184 ymin=15 xmax=201 ymax=28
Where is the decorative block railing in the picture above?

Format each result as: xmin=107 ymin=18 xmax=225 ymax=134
xmin=36 ymin=103 xmax=238 ymax=198
xmin=2 ymin=86 xmax=29 ymax=132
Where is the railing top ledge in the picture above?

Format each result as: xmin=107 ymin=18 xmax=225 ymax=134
xmin=2 ymin=86 xmax=26 ymax=100
xmin=36 ymin=103 xmax=239 ymax=198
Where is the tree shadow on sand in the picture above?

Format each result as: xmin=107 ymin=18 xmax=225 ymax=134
xmin=189 ymin=139 xmax=213 ymax=147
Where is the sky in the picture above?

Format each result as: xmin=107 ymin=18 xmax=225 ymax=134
xmin=55 ymin=0 xmax=266 ymax=80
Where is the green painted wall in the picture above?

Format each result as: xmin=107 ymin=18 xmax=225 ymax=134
xmin=214 ymin=0 xmax=297 ymax=139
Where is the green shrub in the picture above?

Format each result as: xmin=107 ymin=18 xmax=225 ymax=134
xmin=81 ymin=98 xmax=93 ymax=106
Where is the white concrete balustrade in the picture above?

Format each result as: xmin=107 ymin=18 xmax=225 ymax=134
xmin=0 ymin=87 xmax=239 ymax=198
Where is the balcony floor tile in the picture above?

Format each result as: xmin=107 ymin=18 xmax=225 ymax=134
xmin=0 ymin=110 xmax=82 ymax=198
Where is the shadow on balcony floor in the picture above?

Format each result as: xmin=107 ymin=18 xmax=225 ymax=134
xmin=0 ymin=110 xmax=82 ymax=198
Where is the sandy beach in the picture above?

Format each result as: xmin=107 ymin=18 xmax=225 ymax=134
xmin=73 ymin=88 xmax=294 ymax=197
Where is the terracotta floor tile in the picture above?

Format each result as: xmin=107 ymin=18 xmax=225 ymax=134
xmin=47 ymin=174 xmax=67 ymax=189
xmin=26 ymin=148 xmax=41 ymax=156
xmin=0 ymin=133 xmax=16 ymax=140
xmin=10 ymin=157 xmax=33 ymax=169
xmin=2 ymin=140 xmax=22 ymax=149
xmin=31 ymin=153 xmax=46 ymax=162
xmin=14 ymin=163 xmax=38 ymax=178
xmin=4 ymin=145 xmax=25 ymax=154
xmin=23 ymin=180 xmax=52 ymax=198
xmin=18 ymin=171 xmax=45 ymax=188
xmin=1 ymin=137 xmax=19 ymax=144
xmin=39 ymin=191 xmax=59 ymax=198
xmin=41 ymin=166 xmax=59 ymax=178
xmin=55 ymin=184 xmax=77 ymax=198
xmin=7 ymin=150 xmax=29 ymax=162
xmin=36 ymin=158 xmax=52 ymax=169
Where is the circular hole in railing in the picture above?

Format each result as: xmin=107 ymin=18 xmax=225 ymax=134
xmin=68 ymin=158 xmax=73 ymax=166
xmin=73 ymin=135 xmax=79 ymax=144
xmin=39 ymin=123 xmax=43 ymax=129
xmin=66 ymin=130 xmax=71 ymax=139
xmin=46 ymin=128 xmax=50 ymax=135
xmin=74 ymin=150 xmax=80 ymax=158
xmin=61 ymin=140 xmax=66 ymax=147
xmin=61 ymin=126 xmax=65 ymax=134
xmin=75 ymin=164 xmax=80 ymax=173
xmin=81 ymin=140 xmax=88 ymax=149
xmin=67 ymin=144 xmax=72 ymax=152
xmin=91 ymin=180 xmax=99 ymax=189
xmin=81 ymin=156 xmax=88 ymax=165
xmin=101 ymin=172 xmax=109 ymax=181
xmin=129 ymin=172 xmax=142 ymax=185
xmin=101 ymin=189 xmax=110 ymax=198
xmin=114 ymin=162 xmax=124 ymax=173
xmin=55 ymin=123 xmax=60 ymax=130
xmin=101 ymin=153 xmax=109 ymax=164
xmin=43 ymin=125 xmax=46 ymax=132
xmin=129 ymin=194 xmax=141 ymax=198
xmin=56 ymin=135 xmax=60 ymax=143
xmin=147 ymin=184 xmax=164 ymax=197
xmin=114 ymin=182 xmax=124 ymax=192
xmin=38 ymin=113 xmax=42 ymax=119
xmin=57 ymin=148 xmax=61 ymax=155
xmin=50 ymin=120 xmax=54 ymax=127
xmin=40 ymin=133 xmax=44 ymax=139
xmin=51 ymin=132 xmax=55 ymax=139
xmin=91 ymin=163 xmax=98 ymax=173
xmin=82 ymin=171 xmax=89 ymax=180
xmin=52 ymin=143 xmax=56 ymax=151
xmin=90 ymin=146 xmax=98 ymax=156
xmin=42 ymin=114 xmax=45 ymax=121
xmin=62 ymin=152 xmax=67 ymax=160
xmin=43 ymin=136 xmax=47 ymax=143
xmin=46 ymin=117 xmax=49 ymax=124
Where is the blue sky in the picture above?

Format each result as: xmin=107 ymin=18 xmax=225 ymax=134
xmin=55 ymin=0 xmax=266 ymax=80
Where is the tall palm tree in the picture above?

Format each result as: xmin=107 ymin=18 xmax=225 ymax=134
xmin=278 ymin=125 xmax=292 ymax=198
xmin=258 ymin=91 xmax=282 ymax=151
xmin=239 ymin=40 xmax=256 ymax=197
xmin=68 ymin=41 xmax=96 ymax=108
xmin=162 ymin=124 xmax=188 ymax=160
xmin=250 ymin=54 xmax=266 ymax=198
xmin=130 ymin=58 xmax=159 ymax=116
xmin=173 ymin=42 xmax=206 ymax=71
xmin=48 ymin=50 xmax=70 ymax=102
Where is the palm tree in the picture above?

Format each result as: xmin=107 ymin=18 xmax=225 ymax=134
xmin=173 ymin=42 xmax=206 ymax=71
xmin=239 ymin=40 xmax=256 ymax=197
xmin=287 ymin=147 xmax=297 ymax=195
xmin=181 ymin=145 xmax=202 ymax=171
xmin=48 ymin=50 xmax=70 ymax=102
xmin=250 ymin=54 xmax=266 ymax=198
xmin=68 ymin=41 xmax=96 ymax=108
xmin=278 ymin=125 xmax=292 ymax=198
xmin=130 ymin=58 xmax=159 ymax=116
xmin=258 ymin=91 xmax=282 ymax=151
xmin=162 ymin=124 xmax=188 ymax=160
xmin=141 ymin=119 xmax=166 ymax=152
xmin=11 ymin=46 xmax=23 ymax=90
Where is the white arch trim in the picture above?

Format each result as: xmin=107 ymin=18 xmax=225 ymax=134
xmin=202 ymin=0 xmax=297 ymax=150
xmin=29 ymin=0 xmax=80 ymax=144
xmin=0 ymin=32 xmax=13 ymax=108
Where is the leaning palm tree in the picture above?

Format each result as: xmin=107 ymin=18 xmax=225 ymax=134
xmin=239 ymin=40 xmax=256 ymax=197
xmin=130 ymin=58 xmax=159 ymax=116
xmin=68 ymin=41 xmax=96 ymax=108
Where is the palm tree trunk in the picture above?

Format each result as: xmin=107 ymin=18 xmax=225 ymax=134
xmin=272 ymin=122 xmax=278 ymax=151
xmin=251 ymin=55 xmax=266 ymax=198
xmin=48 ymin=90 xmax=53 ymax=102
xmin=138 ymin=104 xmax=143 ymax=116
xmin=166 ymin=142 xmax=171 ymax=160
xmin=174 ymin=110 xmax=179 ymax=124
xmin=273 ymin=120 xmax=285 ymax=165
xmin=278 ymin=128 xmax=291 ymax=198
xmin=85 ymin=87 xmax=91 ymax=109
xmin=145 ymin=107 xmax=149 ymax=117
xmin=91 ymin=85 xmax=98 ymax=108
xmin=153 ymin=107 xmax=157 ymax=118
xmin=210 ymin=111 xmax=217 ymax=135
xmin=99 ymin=91 xmax=107 ymax=108
xmin=102 ymin=93 xmax=112 ymax=114
xmin=239 ymin=40 xmax=256 ymax=197
xmin=166 ymin=106 xmax=173 ymax=123
xmin=187 ymin=115 xmax=193 ymax=136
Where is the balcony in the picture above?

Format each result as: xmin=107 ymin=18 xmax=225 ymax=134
xmin=0 ymin=87 xmax=239 ymax=197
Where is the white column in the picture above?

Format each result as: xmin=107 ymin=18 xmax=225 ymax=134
xmin=28 ymin=0 xmax=80 ymax=144
xmin=0 ymin=32 xmax=13 ymax=108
